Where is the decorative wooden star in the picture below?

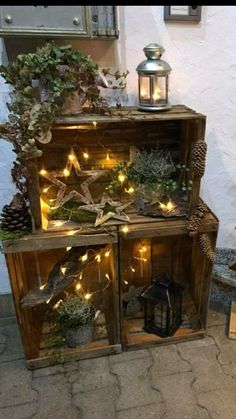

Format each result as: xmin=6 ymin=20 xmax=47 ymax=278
xmin=40 ymin=148 xmax=108 ymax=208
xmin=79 ymin=194 xmax=133 ymax=227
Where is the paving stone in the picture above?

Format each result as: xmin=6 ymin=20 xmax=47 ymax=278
xmin=0 ymin=324 xmax=24 ymax=362
xmin=33 ymin=373 xmax=79 ymax=419
xmin=72 ymin=356 xmax=116 ymax=393
xmin=198 ymin=387 xmax=236 ymax=419
xmin=0 ymin=402 xmax=38 ymax=419
xmin=150 ymin=345 xmax=191 ymax=377
xmin=207 ymin=308 xmax=227 ymax=327
xmin=0 ymin=332 xmax=6 ymax=344
xmin=162 ymin=408 xmax=208 ymax=419
xmin=109 ymin=349 xmax=150 ymax=364
xmin=73 ymin=386 xmax=118 ymax=419
xmin=207 ymin=325 xmax=236 ymax=364
xmin=33 ymin=364 xmax=64 ymax=378
xmin=0 ymin=344 xmax=5 ymax=354
xmin=178 ymin=343 xmax=235 ymax=393
xmin=117 ymin=403 xmax=165 ymax=419
xmin=153 ymin=372 xmax=207 ymax=419
xmin=111 ymin=357 xmax=161 ymax=411
xmin=222 ymin=362 xmax=236 ymax=379
xmin=0 ymin=360 xmax=36 ymax=408
xmin=177 ymin=336 xmax=215 ymax=350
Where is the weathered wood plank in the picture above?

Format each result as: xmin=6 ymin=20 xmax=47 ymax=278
xmin=26 ymin=343 xmax=122 ymax=369
xmin=228 ymin=301 xmax=236 ymax=339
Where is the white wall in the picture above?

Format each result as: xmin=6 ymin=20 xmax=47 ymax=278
xmin=1 ymin=5 xmax=236 ymax=293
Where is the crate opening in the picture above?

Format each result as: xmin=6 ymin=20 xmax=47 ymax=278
xmin=37 ymin=119 xmax=192 ymax=232
xmin=120 ymin=235 xmax=204 ymax=348
xmin=17 ymin=243 xmax=120 ymax=363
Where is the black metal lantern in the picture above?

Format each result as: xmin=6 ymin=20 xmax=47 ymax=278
xmin=136 ymin=43 xmax=172 ymax=112
xmin=140 ymin=273 xmax=183 ymax=337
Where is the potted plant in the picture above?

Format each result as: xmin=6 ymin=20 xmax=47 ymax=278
xmin=53 ymin=294 xmax=96 ymax=348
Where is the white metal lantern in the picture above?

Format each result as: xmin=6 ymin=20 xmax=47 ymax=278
xmin=136 ymin=43 xmax=172 ymax=111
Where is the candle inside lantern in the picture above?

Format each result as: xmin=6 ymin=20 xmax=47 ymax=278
xmin=153 ymin=86 xmax=162 ymax=101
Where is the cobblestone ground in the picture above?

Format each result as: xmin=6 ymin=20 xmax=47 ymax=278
xmin=0 ymin=309 xmax=236 ymax=419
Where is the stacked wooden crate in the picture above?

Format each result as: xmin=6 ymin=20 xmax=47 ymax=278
xmin=2 ymin=105 xmax=218 ymax=368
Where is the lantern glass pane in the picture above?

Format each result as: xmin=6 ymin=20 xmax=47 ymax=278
xmin=153 ymin=76 xmax=166 ymax=103
xmin=154 ymin=304 xmax=167 ymax=329
xmin=140 ymin=76 xmax=150 ymax=103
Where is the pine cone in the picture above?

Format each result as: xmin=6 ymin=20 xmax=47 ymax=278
xmin=192 ymin=140 xmax=207 ymax=177
xmin=0 ymin=199 xmax=32 ymax=233
xmin=197 ymin=233 xmax=215 ymax=263
xmin=187 ymin=199 xmax=208 ymax=236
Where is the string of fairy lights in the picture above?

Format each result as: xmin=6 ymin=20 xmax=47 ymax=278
xmin=39 ymin=120 xmax=135 ymax=205
xmin=38 ymin=247 xmax=112 ymax=306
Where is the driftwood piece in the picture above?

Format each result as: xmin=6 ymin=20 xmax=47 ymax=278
xmin=20 ymin=245 xmax=106 ymax=309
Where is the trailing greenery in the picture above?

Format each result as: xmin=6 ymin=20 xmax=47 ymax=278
xmin=0 ymin=42 xmax=108 ymax=161
xmin=53 ymin=294 xmax=95 ymax=329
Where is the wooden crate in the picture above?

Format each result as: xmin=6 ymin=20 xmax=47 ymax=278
xmin=3 ymin=227 xmax=121 ymax=369
xmin=118 ymin=207 xmax=218 ymax=351
xmin=27 ymin=105 xmax=206 ymax=231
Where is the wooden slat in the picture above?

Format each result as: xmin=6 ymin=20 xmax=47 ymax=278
xmin=228 ymin=301 xmax=236 ymax=340
xmin=54 ymin=105 xmax=205 ymax=125
xmin=26 ymin=343 xmax=122 ymax=369
xmin=2 ymin=207 xmax=218 ymax=253
xmin=125 ymin=329 xmax=206 ymax=350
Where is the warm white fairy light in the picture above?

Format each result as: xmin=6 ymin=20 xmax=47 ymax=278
xmin=106 ymin=153 xmax=110 ymax=161
xmin=124 ymin=280 xmax=129 ymax=285
xmin=66 ymin=246 xmax=72 ymax=251
xmin=81 ymin=253 xmax=88 ymax=262
xmin=63 ymin=168 xmax=70 ymax=177
xmin=53 ymin=299 xmax=62 ymax=309
xmin=83 ymin=152 xmax=89 ymax=160
xmin=93 ymin=121 xmax=97 ymax=129
xmin=84 ymin=293 xmax=92 ymax=300
xmin=139 ymin=246 xmax=147 ymax=253
xmin=61 ymin=267 xmax=67 ymax=275
xmin=39 ymin=169 xmax=47 ymax=176
xmin=79 ymin=272 xmax=83 ymax=280
xmin=76 ymin=283 xmax=82 ymax=291
xmin=130 ymin=266 xmax=135 ymax=272
xmin=42 ymin=186 xmax=50 ymax=193
xmin=105 ymin=273 xmax=110 ymax=280
xmin=125 ymin=187 xmax=134 ymax=194
xmin=40 ymin=284 xmax=46 ymax=290
xmin=134 ymin=256 xmax=147 ymax=262
xmin=105 ymin=250 xmax=111 ymax=257
xmin=68 ymin=153 xmax=75 ymax=162
xmin=95 ymin=254 xmax=101 ymax=263
xmin=159 ymin=199 xmax=175 ymax=212
xmin=118 ymin=173 xmax=126 ymax=183
xmin=122 ymin=226 xmax=129 ymax=233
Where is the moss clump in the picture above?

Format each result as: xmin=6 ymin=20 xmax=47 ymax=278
xmin=48 ymin=202 xmax=96 ymax=224
xmin=48 ymin=201 xmax=119 ymax=224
